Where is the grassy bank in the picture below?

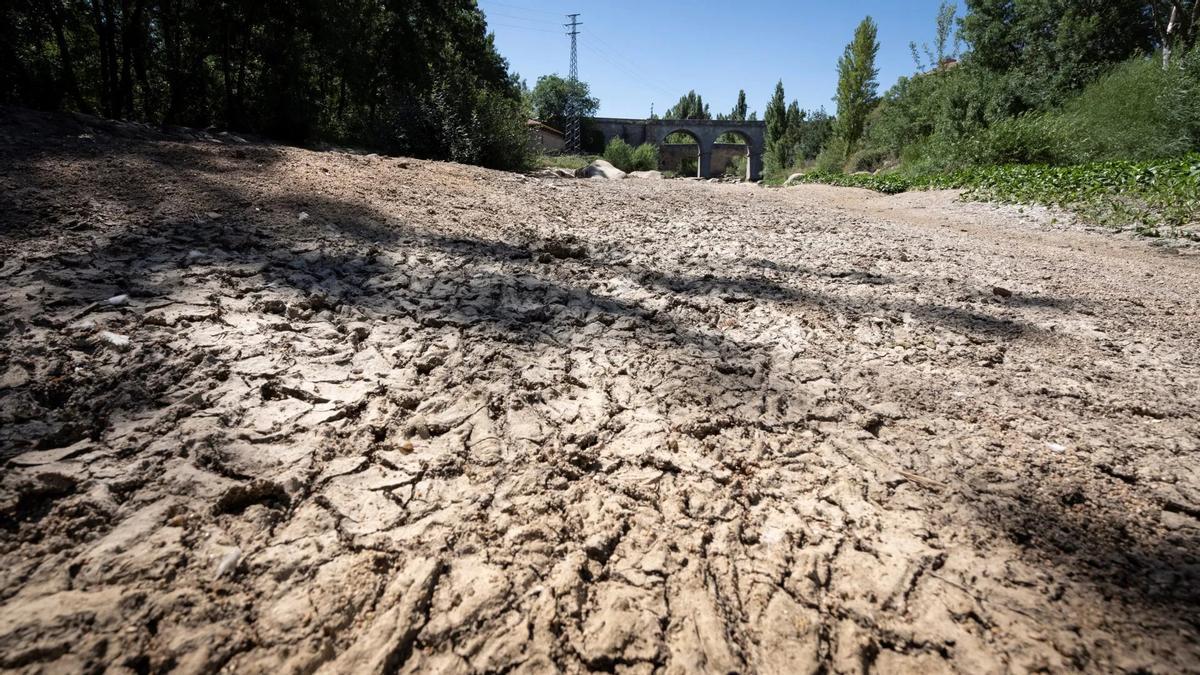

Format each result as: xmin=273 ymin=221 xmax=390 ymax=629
xmin=779 ymin=156 xmax=1200 ymax=237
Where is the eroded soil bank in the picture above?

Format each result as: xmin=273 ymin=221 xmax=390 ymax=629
xmin=1 ymin=109 xmax=1198 ymax=673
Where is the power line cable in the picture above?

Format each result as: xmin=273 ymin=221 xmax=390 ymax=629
xmin=484 ymin=10 xmax=561 ymax=26
xmin=580 ymin=42 xmax=675 ymax=100
xmin=481 ymin=0 xmax=564 ymax=17
xmin=488 ymin=22 xmax=562 ymax=35
xmin=585 ymin=31 xmax=679 ymax=96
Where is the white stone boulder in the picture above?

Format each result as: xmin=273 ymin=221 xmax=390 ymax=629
xmin=575 ymin=159 xmax=626 ymax=180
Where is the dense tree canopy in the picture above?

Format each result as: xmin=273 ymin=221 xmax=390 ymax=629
xmin=960 ymin=0 xmax=1157 ymax=109
xmin=664 ymin=90 xmax=711 ymax=120
xmin=0 ymin=0 xmax=532 ymax=169
xmin=529 ymin=74 xmax=598 ymax=134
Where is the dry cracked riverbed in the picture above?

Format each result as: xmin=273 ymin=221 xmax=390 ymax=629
xmin=1 ymin=109 xmax=1199 ymax=674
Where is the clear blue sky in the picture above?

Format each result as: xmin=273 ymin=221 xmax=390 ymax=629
xmin=479 ymin=0 xmax=966 ymax=119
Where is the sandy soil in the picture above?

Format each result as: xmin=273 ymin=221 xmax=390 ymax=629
xmin=1 ymin=108 xmax=1198 ymax=674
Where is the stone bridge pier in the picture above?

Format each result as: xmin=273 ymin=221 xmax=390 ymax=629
xmin=591 ymin=117 xmax=766 ymax=181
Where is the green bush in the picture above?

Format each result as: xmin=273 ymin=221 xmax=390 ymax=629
xmin=787 ymin=155 xmax=1200 ymax=235
xmin=472 ymin=88 xmax=536 ymax=172
xmin=846 ymin=146 xmax=891 ymax=173
xmin=602 ymin=139 xmax=659 ymax=172
xmin=961 ymin=114 xmax=1078 ymax=166
xmin=724 ymin=155 xmax=748 ymax=179
xmin=679 ymin=156 xmax=698 ymax=178
xmin=813 ymin=137 xmax=849 ymax=173
xmin=602 ymin=138 xmax=635 ymax=171
xmin=1158 ymin=48 xmax=1200 ymax=155
xmin=631 ymin=143 xmax=660 ymax=171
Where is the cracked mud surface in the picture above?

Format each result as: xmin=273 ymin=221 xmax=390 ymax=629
xmin=1 ymin=109 xmax=1199 ymax=674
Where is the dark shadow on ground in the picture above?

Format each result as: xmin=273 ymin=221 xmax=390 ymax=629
xmin=969 ymin=482 xmax=1200 ymax=634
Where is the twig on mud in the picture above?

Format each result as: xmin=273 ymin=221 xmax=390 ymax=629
xmin=896 ymin=469 xmax=946 ymax=491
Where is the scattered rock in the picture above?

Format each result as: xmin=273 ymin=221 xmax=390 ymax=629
xmin=215 ymin=547 xmax=242 ymax=579
xmin=628 ymin=170 xmax=664 ymax=180
xmin=992 ymin=286 xmax=1013 ymax=298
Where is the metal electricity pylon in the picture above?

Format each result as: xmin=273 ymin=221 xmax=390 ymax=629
xmin=565 ymin=13 xmax=582 ymax=154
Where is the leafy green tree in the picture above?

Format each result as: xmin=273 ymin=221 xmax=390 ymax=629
xmin=665 ymin=90 xmax=711 ymax=119
xmin=833 ymin=16 xmax=881 ymax=154
xmin=529 ymin=74 xmax=599 ymax=134
xmin=763 ymin=80 xmax=789 ymax=173
xmin=0 ymin=0 xmax=534 ymax=169
xmin=961 ymin=0 xmax=1156 ymax=110
xmin=791 ymin=108 xmax=835 ymax=162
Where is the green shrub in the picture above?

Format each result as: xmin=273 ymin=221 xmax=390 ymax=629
xmin=724 ymin=155 xmax=748 ymax=179
xmin=787 ymin=155 xmax=1200 ymax=235
xmin=472 ymin=88 xmax=536 ymax=171
xmin=961 ymin=114 xmax=1078 ymax=166
xmin=602 ymin=138 xmax=635 ymax=171
xmin=631 ymin=143 xmax=659 ymax=171
xmin=1160 ymin=48 xmax=1200 ymax=154
xmin=679 ymin=156 xmax=698 ymax=178
xmin=813 ymin=138 xmax=849 ymax=173
xmin=1051 ymin=56 xmax=1182 ymax=162
xmin=846 ymin=146 xmax=891 ymax=173
xmin=537 ymin=154 xmax=596 ymax=170
xmin=602 ymin=139 xmax=658 ymax=172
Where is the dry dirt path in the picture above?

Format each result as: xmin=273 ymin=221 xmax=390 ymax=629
xmin=1 ymin=111 xmax=1198 ymax=674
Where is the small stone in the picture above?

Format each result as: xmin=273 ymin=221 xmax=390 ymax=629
xmin=298 ymin=212 xmax=310 ymax=221
xmin=993 ymin=286 xmax=1013 ymax=298
xmin=105 ymin=294 xmax=129 ymax=306
xmin=98 ymin=331 xmax=131 ymax=350
xmin=215 ymin=547 xmax=241 ymax=579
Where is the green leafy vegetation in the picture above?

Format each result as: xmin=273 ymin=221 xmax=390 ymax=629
xmin=528 ymin=75 xmax=599 ymax=137
xmin=1 ymin=0 xmax=534 ymax=170
xmin=768 ymin=1 xmax=1200 ymax=236
xmin=833 ymin=16 xmax=881 ymax=156
xmin=537 ymin=154 xmax=597 ymax=171
xmin=602 ymin=138 xmax=659 ymax=172
xmin=664 ymin=91 xmax=712 ymax=120
xmin=783 ymin=156 xmax=1200 ymax=236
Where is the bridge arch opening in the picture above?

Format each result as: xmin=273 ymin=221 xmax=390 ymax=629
xmin=712 ymin=129 xmax=754 ymax=181
xmin=661 ymin=129 xmax=702 ymax=178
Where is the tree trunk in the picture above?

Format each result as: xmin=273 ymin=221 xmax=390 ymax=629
xmin=86 ymin=0 xmax=113 ymax=117
xmin=47 ymin=0 xmax=93 ymax=114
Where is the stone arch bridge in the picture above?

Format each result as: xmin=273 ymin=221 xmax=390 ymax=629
xmin=591 ymin=117 xmax=765 ymax=181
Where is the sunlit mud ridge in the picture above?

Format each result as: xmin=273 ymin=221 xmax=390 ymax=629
xmin=1 ymin=110 xmax=1198 ymax=673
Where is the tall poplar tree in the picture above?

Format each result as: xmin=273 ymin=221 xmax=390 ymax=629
xmin=833 ymin=16 xmax=881 ymax=154
xmin=764 ymin=80 xmax=789 ymax=173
